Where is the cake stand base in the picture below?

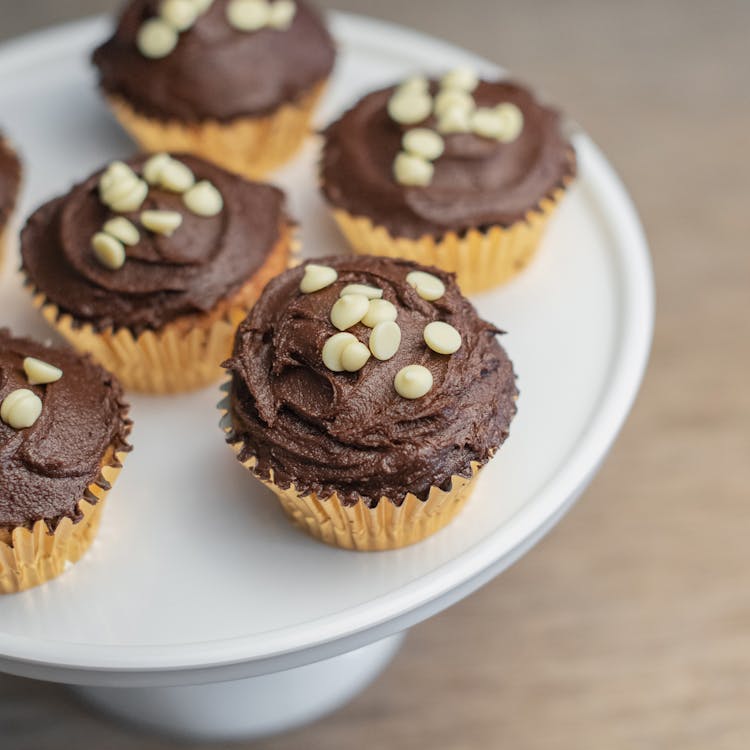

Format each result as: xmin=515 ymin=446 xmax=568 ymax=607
xmin=72 ymin=632 xmax=405 ymax=741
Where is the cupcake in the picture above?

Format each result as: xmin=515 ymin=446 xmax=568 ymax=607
xmin=321 ymin=69 xmax=576 ymax=293
xmin=0 ymin=135 xmax=21 ymax=269
xmin=21 ymin=153 xmax=292 ymax=393
xmin=0 ymin=329 xmax=131 ymax=593
xmin=221 ymin=255 xmax=517 ymax=551
xmin=92 ymin=0 xmax=336 ymax=179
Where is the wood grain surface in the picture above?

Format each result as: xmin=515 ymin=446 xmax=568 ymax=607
xmin=1 ymin=1 xmax=748 ymax=748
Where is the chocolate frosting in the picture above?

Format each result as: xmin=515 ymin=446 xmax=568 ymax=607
xmin=225 ymin=256 xmax=517 ymax=507
xmin=321 ymin=80 xmax=576 ymax=238
xmin=0 ymin=137 xmax=21 ymax=229
xmin=21 ymin=154 xmax=286 ymax=334
xmin=0 ymin=330 xmax=131 ymax=530
xmin=92 ymin=0 xmax=336 ymax=122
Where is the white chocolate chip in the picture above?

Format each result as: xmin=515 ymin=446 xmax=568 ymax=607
xmin=388 ymin=91 xmax=433 ymax=125
xmin=142 ymin=152 xmax=172 ymax=185
xmin=471 ymin=107 xmax=506 ymax=140
xmin=362 ymin=299 xmax=397 ymax=328
xmin=394 ymin=365 xmax=433 ymax=399
xmin=423 ymin=321 xmax=462 ymax=354
xmin=441 ymin=66 xmax=479 ymax=92
xmin=1 ymin=389 xmax=43 ymax=429
xmin=159 ymin=159 xmax=196 ymax=192
xmin=23 ymin=357 xmax=63 ymax=386
xmin=92 ymin=232 xmax=126 ymax=270
xmin=141 ymin=210 xmax=184 ymax=236
xmin=495 ymin=102 xmax=524 ymax=142
xmin=340 ymin=341 xmax=371 ymax=372
xmin=406 ymin=270 xmax=446 ymax=301
xmin=268 ymin=0 xmax=297 ymax=29
xmin=393 ymin=152 xmax=434 ymax=187
xmin=369 ymin=321 xmax=401 ymax=361
xmin=322 ymin=332 xmax=357 ymax=372
xmin=226 ymin=0 xmax=270 ymax=31
xmin=434 ymin=88 xmax=474 ymax=117
xmin=330 ymin=294 xmax=370 ymax=331
xmin=103 ymin=217 xmax=140 ymax=246
xmin=339 ymin=284 xmax=383 ymax=300
xmin=398 ymin=75 xmax=429 ymax=95
xmin=99 ymin=161 xmax=133 ymax=190
xmin=183 ymin=180 xmax=223 ymax=216
xmin=403 ymin=128 xmax=444 ymax=161
xmin=137 ymin=18 xmax=179 ymax=58
xmin=300 ymin=263 xmax=337 ymax=293
xmin=160 ymin=0 xmax=199 ymax=31
xmin=437 ymin=106 xmax=472 ymax=134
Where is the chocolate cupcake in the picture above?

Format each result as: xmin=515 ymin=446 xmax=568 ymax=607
xmin=321 ymin=69 xmax=576 ymax=293
xmin=0 ymin=329 xmax=131 ymax=593
xmin=21 ymin=153 xmax=292 ymax=393
xmin=0 ymin=135 xmax=21 ymax=268
xmin=221 ymin=255 xmax=517 ymax=550
xmin=93 ymin=0 xmax=336 ymax=179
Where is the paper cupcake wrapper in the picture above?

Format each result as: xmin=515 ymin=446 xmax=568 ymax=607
xmin=25 ymin=232 xmax=290 ymax=394
xmin=219 ymin=386 xmax=481 ymax=551
xmin=330 ymin=184 xmax=569 ymax=294
xmin=105 ymin=80 xmax=328 ymax=181
xmin=0 ymin=444 xmax=128 ymax=594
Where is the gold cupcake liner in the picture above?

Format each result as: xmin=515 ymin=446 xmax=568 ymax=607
xmin=26 ymin=232 xmax=291 ymax=394
xmin=330 ymin=185 xmax=569 ymax=294
xmin=0 ymin=445 xmax=128 ymax=594
xmin=219 ymin=389 xmax=481 ymax=550
xmin=105 ymin=80 xmax=328 ymax=180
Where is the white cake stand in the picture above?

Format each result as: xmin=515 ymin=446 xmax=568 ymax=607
xmin=0 ymin=13 xmax=653 ymax=741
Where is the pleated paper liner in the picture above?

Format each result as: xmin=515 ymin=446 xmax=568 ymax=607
xmin=219 ymin=385 xmax=481 ymax=551
xmin=330 ymin=185 xmax=569 ymax=295
xmin=0 ymin=444 xmax=129 ymax=594
xmin=105 ymin=79 xmax=328 ymax=181
xmin=25 ymin=230 xmax=291 ymax=394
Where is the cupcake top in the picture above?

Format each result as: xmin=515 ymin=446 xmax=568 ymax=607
xmin=21 ymin=153 xmax=287 ymax=334
xmin=224 ymin=255 xmax=518 ymax=507
xmin=321 ymin=71 xmax=576 ymax=239
xmin=0 ymin=329 xmax=131 ymax=529
xmin=92 ymin=0 xmax=336 ymax=122
xmin=0 ymin=137 xmax=21 ymax=230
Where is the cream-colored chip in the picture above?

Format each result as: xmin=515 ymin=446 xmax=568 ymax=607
xmin=226 ymin=0 xmax=270 ymax=31
xmin=321 ymin=332 xmax=357 ymax=372
xmin=471 ymin=107 xmax=506 ymax=140
xmin=387 ymin=91 xmax=432 ymax=125
xmin=142 ymin=152 xmax=172 ymax=185
xmin=110 ymin=180 xmax=149 ymax=213
xmin=100 ymin=168 xmax=149 ymax=212
xmin=393 ymin=152 xmax=434 ymax=187
xmin=406 ymin=270 xmax=445 ymax=301
xmin=394 ymin=365 xmax=433 ymax=399
xmin=141 ymin=210 xmax=184 ymax=236
xmin=434 ymin=88 xmax=474 ymax=117
xmin=103 ymin=217 xmax=140 ymax=246
xmin=100 ymin=173 xmax=140 ymax=205
xmin=398 ymin=75 xmax=429 ymax=95
xmin=495 ymin=102 xmax=524 ymax=142
xmin=160 ymin=0 xmax=199 ymax=31
xmin=402 ymin=128 xmax=444 ymax=161
xmin=424 ymin=321 xmax=462 ymax=354
xmin=437 ymin=106 xmax=472 ymax=134
xmin=23 ymin=357 xmax=63 ymax=386
xmin=330 ymin=294 xmax=369 ymax=331
xmin=99 ymin=161 xmax=133 ymax=191
xmin=341 ymin=341 xmax=371 ymax=373
xmin=300 ymin=264 xmax=337 ymax=294
xmin=92 ymin=232 xmax=126 ymax=270
xmin=159 ymin=159 xmax=196 ymax=192
xmin=362 ymin=299 xmax=397 ymax=328
xmin=268 ymin=0 xmax=297 ymax=29
xmin=369 ymin=321 xmax=401 ymax=361
xmin=137 ymin=18 xmax=179 ymax=58
xmin=1 ymin=389 xmax=43 ymax=429
xmin=339 ymin=284 xmax=383 ymax=300
xmin=440 ymin=66 xmax=479 ymax=92
xmin=183 ymin=180 xmax=223 ymax=216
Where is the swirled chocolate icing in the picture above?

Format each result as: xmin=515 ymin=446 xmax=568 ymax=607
xmin=0 ymin=137 xmax=21 ymax=229
xmin=21 ymin=154 xmax=286 ymax=334
xmin=224 ymin=256 xmax=517 ymax=507
xmin=0 ymin=330 xmax=131 ymax=529
xmin=321 ymin=80 xmax=576 ymax=239
xmin=92 ymin=0 xmax=336 ymax=122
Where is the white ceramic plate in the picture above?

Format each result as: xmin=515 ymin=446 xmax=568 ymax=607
xmin=0 ymin=13 xmax=652 ymax=686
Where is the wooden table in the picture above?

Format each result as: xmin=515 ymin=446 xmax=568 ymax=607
xmin=2 ymin=1 xmax=748 ymax=747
